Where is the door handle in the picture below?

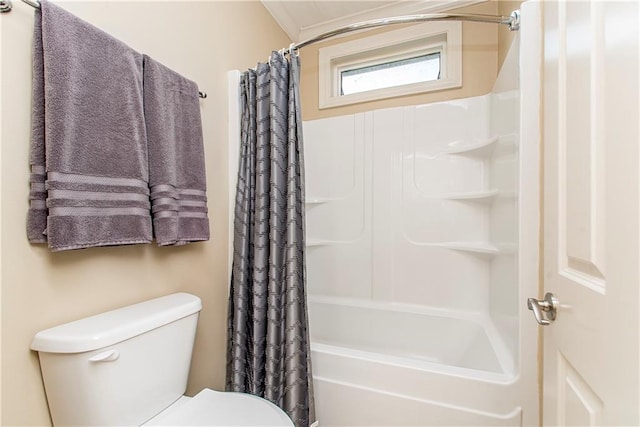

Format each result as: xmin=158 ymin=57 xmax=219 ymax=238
xmin=527 ymin=292 xmax=559 ymax=325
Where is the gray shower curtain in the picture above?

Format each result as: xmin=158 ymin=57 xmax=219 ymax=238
xmin=226 ymin=51 xmax=316 ymax=427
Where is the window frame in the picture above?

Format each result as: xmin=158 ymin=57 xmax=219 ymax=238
xmin=318 ymin=21 xmax=462 ymax=109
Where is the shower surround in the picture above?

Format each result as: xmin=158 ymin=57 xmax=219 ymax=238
xmin=302 ymin=40 xmax=536 ymax=425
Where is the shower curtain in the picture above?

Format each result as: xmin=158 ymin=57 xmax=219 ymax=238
xmin=226 ymin=51 xmax=315 ymax=427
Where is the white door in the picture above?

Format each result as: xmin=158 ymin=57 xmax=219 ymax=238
xmin=540 ymin=0 xmax=639 ymax=425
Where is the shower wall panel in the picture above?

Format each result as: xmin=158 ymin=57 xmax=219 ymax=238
xmin=304 ymin=93 xmax=518 ymax=314
xmin=304 ymin=114 xmax=372 ymax=299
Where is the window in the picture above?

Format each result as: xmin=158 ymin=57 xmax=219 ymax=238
xmin=340 ymin=52 xmax=441 ymax=95
xmin=318 ymin=22 xmax=462 ymax=109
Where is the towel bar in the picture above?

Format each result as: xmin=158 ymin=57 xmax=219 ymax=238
xmin=1 ymin=0 xmax=208 ymax=100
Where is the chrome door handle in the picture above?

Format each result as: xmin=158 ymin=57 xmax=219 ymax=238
xmin=527 ymin=292 xmax=559 ymax=325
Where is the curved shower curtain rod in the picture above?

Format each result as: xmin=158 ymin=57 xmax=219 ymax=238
xmin=1 ymin=0 xmax=520 ymax=55
xmin=287 ymin=9 xmax=520 ymax=53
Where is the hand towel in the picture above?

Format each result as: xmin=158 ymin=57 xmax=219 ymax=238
xmin=143 ymin=55 xmax=210 ymax=246
xmin=26 ymin=1 xmax=152 ymax=251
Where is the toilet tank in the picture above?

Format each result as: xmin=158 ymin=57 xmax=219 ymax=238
xmin=31 ymin=293 xmax=202 ymax=426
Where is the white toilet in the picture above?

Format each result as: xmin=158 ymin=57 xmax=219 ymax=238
xmin=31 ymin=292 xmax=294 ymax=426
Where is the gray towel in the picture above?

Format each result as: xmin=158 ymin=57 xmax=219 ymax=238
xmin=143 ymin=56 xmax=209 ymax=246
xmin=27 ymin=1 xmax=152 ymax=251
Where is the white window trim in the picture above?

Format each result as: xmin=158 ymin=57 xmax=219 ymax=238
xmin=318 ymin=21 xmax=462 ymax=109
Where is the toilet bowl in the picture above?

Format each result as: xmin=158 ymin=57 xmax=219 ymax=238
xmin=31 ymin=293 xmax=293 ymax=427
xmin=144 ymin=388 xmax=293 ymax=426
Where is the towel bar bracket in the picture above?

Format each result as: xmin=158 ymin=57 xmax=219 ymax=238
xmin=0 ymin=0 xmax=12 ymax=13
xmin=0 ymin=0 xmax=207 ymax=100
xmin=1 ymin=0 xmax=41 ymax=13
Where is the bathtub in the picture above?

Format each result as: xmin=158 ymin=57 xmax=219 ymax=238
xmin=308 ymin=297 xmax=522 ymax=426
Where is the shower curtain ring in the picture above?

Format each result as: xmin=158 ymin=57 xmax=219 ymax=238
xmin=0 ymin=0 xmax=12 ymax=12
xmin=288 ymin=43 xmax=298 ymax=57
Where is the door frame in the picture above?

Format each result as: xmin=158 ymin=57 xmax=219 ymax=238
xmin=519 ymin=1 xmax=543 ymax=425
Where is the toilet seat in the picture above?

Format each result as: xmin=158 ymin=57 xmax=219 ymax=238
xmin=144 ymin=388 xmax=294 ymax=426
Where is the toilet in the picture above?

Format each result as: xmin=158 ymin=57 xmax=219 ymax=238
xmin=30 ymin=293 xmax=294 ymax=426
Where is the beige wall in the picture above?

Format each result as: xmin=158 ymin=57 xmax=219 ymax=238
xmin=0 ymin=2 xmax=290 ymax=426
xmin=299 ymin=1 xmax=500 ymax=121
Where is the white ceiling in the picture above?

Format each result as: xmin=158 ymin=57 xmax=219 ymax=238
xmin=260 ymin=0 xmax=483 ymax=43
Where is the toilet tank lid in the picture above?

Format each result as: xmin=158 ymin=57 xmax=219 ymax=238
xmin=31 ymin=293 xmax=202 ymax=354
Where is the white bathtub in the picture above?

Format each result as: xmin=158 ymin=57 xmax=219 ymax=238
xmin=308 ymin=298 xmax=522 ymax=426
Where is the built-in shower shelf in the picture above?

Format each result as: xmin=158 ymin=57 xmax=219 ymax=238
xmin=435 ymin=136 xmax=499 ymax=158
xmin=437 ymin=242 xmax=500 ymax=255
xmin=414 ymin=241 xmax=517 ymax=258
xmin=430 ymin=134 xmax=518 ymax=159
xmin=494 ymin=243 xmax=518 ymax=253
xmin=305 ymin=197 xmax=335 ymax=205
xmin=306 ymin=239 xmax=333 ymax=247
xmin=446 ymin=242 xmax=518 ymax=256
xmin=436 ymin=189 xmax=500 ymax=203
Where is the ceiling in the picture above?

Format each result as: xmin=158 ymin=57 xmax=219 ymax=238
xmin=260 ymin=0 xmax=483 ymax=43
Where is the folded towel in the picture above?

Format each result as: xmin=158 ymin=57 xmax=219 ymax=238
xmin=27 ymin=1 xmax=152 ymax=251
xmin=143 ymin=55 xmax=209 ymax=246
